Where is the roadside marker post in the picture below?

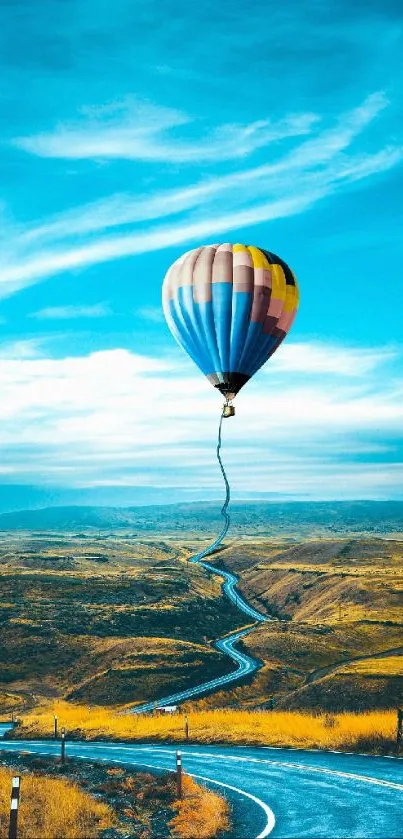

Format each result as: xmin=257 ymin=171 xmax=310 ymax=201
xmin=8 ymin=775 xmax=20 ymax=839
xmin=184 ymin=716 xmax=189 ymax=741
xmin=54 ymin=715 xmax=58 ymax=739
xmin=397 ymin=709 xmax=403 ymax=750
xmin=176 ymin=750 xmax=182 ymax=799
xmin=61 ymin=727 xmax=66 ymax=764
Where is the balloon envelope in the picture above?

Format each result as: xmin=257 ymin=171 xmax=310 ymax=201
xmin=162 ymin=243 xmax=299 ymax=399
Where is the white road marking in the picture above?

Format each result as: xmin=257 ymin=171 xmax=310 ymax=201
xmin=188 ymin=772 xmax=275 ymax=839
xmin=0 ymin=742 xmax=274 ymax=839
xmin=171 ymin=749 xmax=403 ymax=792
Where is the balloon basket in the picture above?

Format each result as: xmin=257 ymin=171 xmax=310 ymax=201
xmin=222 ymin=404 xmax=235 ymax=418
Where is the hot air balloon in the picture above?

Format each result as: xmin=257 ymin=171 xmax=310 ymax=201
xmin=162 ymin=243 xmax=299 ymax=417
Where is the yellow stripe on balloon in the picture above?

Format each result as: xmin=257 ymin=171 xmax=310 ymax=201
xmin=270 ymin=264 xmax=287 ymax=301
xmin=284 ymin=285 xmax=298 ymax=312
xmin=246 ymin=245 xmax=270 ymax=270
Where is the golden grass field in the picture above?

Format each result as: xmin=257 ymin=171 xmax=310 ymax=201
xmin=0 ymin=765 xmax=114 ymax=838
xmin=338 ymin=655 xmax=403 ymax=677
xmin=170 ymin=775 xmax=229 ymax=838
xmin=0 ymin=533 xmax=401 ymax=713
xmin=0 ymin=535 xmax=240 ymax=711
xmin=15 ymin=702 xmax=400 ymax=754
xmin=201 ymin=537 xmax=403 ymax=710
xmin=219 ymin=537 xmax=403 ymax=624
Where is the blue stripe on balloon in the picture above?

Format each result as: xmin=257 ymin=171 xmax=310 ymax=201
xmin=229 ymin=291 xmax=253 ymax=371
xmin=246 ymin=334 xmax=278 ymax=377
xmin=242 ymin=324 xmax=272 ymax=376
xmin=176 ymin=286 xmax=201 ymax=351
xmin=167 ymin=299 xmax=205 ymax=372
xmin=236 ymin=321 xmax=264 ymax=374
xmin=212 ymin=282 xmax=232 ymax=372
xmin=197 ymin=300 xmax=223 ymax=379
xmin=177 ymin=286 xmax=216 ymax=375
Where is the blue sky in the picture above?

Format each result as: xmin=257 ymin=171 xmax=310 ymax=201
xmin=0 ymin=0 xmax=402 ymax=508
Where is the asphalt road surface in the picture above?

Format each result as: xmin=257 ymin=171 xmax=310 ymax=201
xmin=0 ymin=731 xmax=402 ymax=838
xmin=133 ymin=560 xmax=269 ymax=712
xmin=200 ymin=560 xmax=270 ymax=623
xmin=133 ymin=626 xmax=261 ymax=713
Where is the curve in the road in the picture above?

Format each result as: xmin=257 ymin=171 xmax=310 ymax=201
xmin=132 ymin=559 xmax=270 ymax=713
xmin=133 ymin=627 xmax=261 ymax=714
xmin=0 ymin=736 xmax=402 ymax=838
xmin=130 ymin=417 xmax=271 ymax=713
xmin=200 ymin=560 xmax=270 ymax=624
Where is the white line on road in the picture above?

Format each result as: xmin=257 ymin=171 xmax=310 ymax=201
xmin=173 ymin=749 xmax=403 ymax=792
xmin=188 ymin=772 xmax=275 ymax=839
xmin=0 ymin=744 xmax=275 ymax=839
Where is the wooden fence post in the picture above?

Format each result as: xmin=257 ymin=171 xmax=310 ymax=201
xmin=8 ymin=776 xmax=20 ymax=839
xmin=54 ymin=715 xmax=58 ymax=740
xmin=61 ymin=727 xmax=66 ymax=764
xmin=184 ymin=716 xmax=189 ymax=741
xmin=397 ymin=708 xmax=403 ymax=749
xmin=176 ymin=750 xmax=182 ymax=799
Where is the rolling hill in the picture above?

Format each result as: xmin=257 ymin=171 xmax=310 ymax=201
xmin=202 ymin=537 xmax=403 ymax=711
xmin=0 ymin=534 xmax=240 ymax=712
xmin=0 ymin=500 xmax=402 ymax=534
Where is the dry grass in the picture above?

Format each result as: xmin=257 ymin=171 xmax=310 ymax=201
xmin=169 ymin=775 xmax=229 ymax=838
xmin=0 ymin=542 xmax=239 ymax=708
xmin=226 ymin=537 xmax=403 ymax=624
xmin=338 ymin=655 xmax=403 ymax=677
xmin=0 ymin=692 xmax=24 ymax=713
xmin=16 ymin=701 xmax=399 ymax=754
xmin=0 ymin=765 xmax=114 ymax=838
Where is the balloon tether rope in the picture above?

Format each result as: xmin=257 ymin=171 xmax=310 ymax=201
xmin=189 ymin=410 xmax=230 ymax=563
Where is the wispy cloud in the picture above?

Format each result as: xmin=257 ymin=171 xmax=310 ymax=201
xmin=0 ymin=339 xmax=44 ymax=359
xmin=269 ymin=342 xmax=397 ymax=376
xmin=0 ymin=339 xmax=401 ymax=498
xmin=0 ymin=93 xmax=400 ymax=299
xmin=137 ymin=306 xmax=165 ymax=323
xmin=14 ymin=98 xmax=317 ymax=162
xmin=30 ymin=303 xmax=111 ymax=320
xmin=16 ymin=96 xmax=398 ymax=246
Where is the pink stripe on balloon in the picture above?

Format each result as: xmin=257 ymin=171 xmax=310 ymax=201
xmin=254 ymin=267 xmax=272 ymax=289
xmin=178 ymin=248 xmax=203 ymax=289
xmin=212 ymin=245 xmax=233 ymax=284
xmin=250 ymin=285 xmax=271 ymax=323
xmin=278 ymin=308 xmax=297 ymax=332
xmin=193 ymin=246 xmax=216 ymax=303
xmin=233 ymin=249 xmax=253 ymax=268
xmin=267 ymin=297 xmax=283 ymax=318
xmin=277 ymin=308 xmax=294 ymax=331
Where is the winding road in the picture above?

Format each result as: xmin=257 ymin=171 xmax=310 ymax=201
xmin=132 ymin=560 xmax=270 ymax=713
xmin=0 ymin=726 xmax=402 ymax=838
xmin=0 ymin=548 xmax=401 ymax=836
xmin=201 ymin=561 xmax=270 ymax=624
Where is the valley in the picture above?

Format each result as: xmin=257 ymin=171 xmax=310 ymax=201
xmin=0 ymin=514 xmax=402 ymax=715
xmin=0 ymin=532 xmax=240 ymax=712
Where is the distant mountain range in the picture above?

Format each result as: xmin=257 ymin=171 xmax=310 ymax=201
xmin=0 ymin=500 xmax=402 ymax=533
